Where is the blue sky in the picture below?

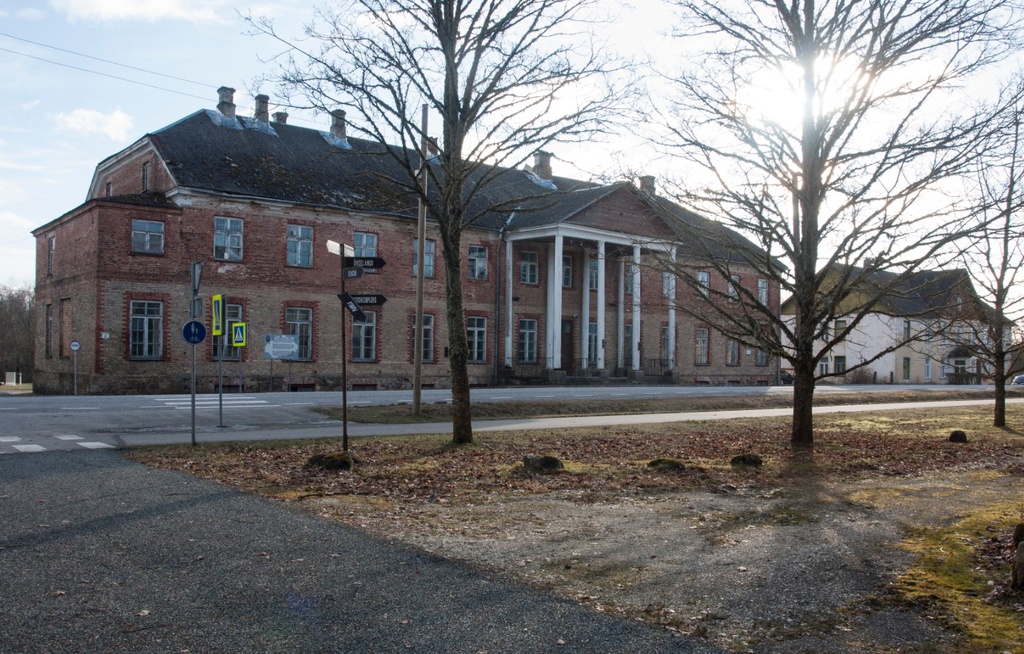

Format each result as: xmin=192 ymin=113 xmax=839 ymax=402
xmin=0 ymin=0 xmax=666 ymax=289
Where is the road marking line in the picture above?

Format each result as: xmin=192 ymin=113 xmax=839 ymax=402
xmin=78 ymin=442 xmax=114 ymax=449
xmin=54 ymin=435 xmax=83 ymax=441
xmin=0 ymin=437 xmax=22 ymax=443
xmin=60 ymin=407 xmax=101 ymax=411
xmin=13 ymin=444 xmax=46 ymax=453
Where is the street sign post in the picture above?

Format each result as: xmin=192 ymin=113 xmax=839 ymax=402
xmin=70 ymin=340 xmax=81 ymax=396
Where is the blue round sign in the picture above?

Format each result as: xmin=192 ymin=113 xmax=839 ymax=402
xmin=182 ymin=320 xmax=207 ymax=345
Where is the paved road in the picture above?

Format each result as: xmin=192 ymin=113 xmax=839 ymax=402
xmin=0 ymin=385 xmax=1006 ymax=454
xmin=0 ymin=450 xmax=721 ymax=654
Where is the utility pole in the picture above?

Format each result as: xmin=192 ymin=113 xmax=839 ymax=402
xmin=413 ymin=104 xmax=429 ymax=414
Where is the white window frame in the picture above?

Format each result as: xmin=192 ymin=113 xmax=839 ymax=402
xmin=695 ymin=327 xmax=709 ymax=365
xmin=758 ymin=278 xmax=768 ymax=305
xmin=728 ymin=274 xmax=740 ymax=303
xmin=518 ymin=318 xmax=537 ymax=363
xmin=352 ymin=311 xmax=376 ymax=362
xmin=287 ymin=225 xmax=313 ymax=268
xmin=588 ymin=259 xmax=599 ymax=290
xmin=697 ymin=271 xmax=710 ymax=298
xmin=286 ymin=307 xmax=313 ymax=360
xmin=214 ymin=217 xmax=244 ymax=261
xmin=467 ymin=316 xmax=487 ymax=362
xmin=414 ymin=239 xmax=435 ymax=278
xmin=353 ymin=231 xmax=377 ymax=257
xmin=468 ymin=245 xmax=488 ymax=280
xmin=415 ymin=313 xmax=435 ymax=362
xmin=562 ymin=255 xmax=573 ymax=288
xmin=131 ymin=219 xmax=165 ymax=254
xmin=727 ymin=338 xmax=740 ymax=366
xmin=520 ymin=251 xmax=539 ymax=285
xmin=130 ymin=300 xmax=163 ymax=360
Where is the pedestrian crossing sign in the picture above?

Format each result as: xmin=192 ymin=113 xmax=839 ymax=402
xmin=211 ymin=294 xmax=224 ymax=336
xmin=231 ymin=322 xmax=247 ymax=348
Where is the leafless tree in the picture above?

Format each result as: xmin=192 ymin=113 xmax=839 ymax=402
xmin=654 ymin=0 xmax=1021 ymax=448
xmin=948 ymin=77 xmax=1024 ymax=427
xmin=0 ymin=284 xmax=33 ymax=384
xmin=251 ymin=0 xmax=633 ymax=444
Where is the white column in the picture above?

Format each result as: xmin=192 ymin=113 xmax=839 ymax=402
xmin=632 ymin=244 xmax=641 ymax=370
xmin=552 ymin=235 xmax=564 ymax=369
xmin=581 ymin=249 xmax=591 ymax=365
xmin=546 ymin=243 xmax=555 ymax=369
xmin=617 ymin=256 xmax=625 ymax=369
xmin=668 ymin=247 xmax=676 ymax=369
xmin=597 ymin=241 xmax=606 ymax=370
xmin=505 ymin=239 xmax=514 ymax=366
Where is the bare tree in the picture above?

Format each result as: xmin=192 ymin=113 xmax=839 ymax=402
xmin=654 ymin=0 xmax=1020 ymax=448
xmin=949 ymin=77 xmax=1024 ymax=427
xmin=251 ymin=0 xmax=632 ymax=444
xmin=0 ymin=284 xmax=33 ymax=384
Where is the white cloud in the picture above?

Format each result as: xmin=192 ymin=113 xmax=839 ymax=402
xmin=17 ymin=8 xmax=47 ymax=19
xmin=20 ymin=100 xmax=41 ymax=111
xmin=49 ymin=0 xmax=227 ymax=22
xmin=52 ymin=108 xmax=134 ymax=141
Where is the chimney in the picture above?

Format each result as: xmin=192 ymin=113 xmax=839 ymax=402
xmin=217 ymin=86 xmax=236 ymax=119
xmin=639 ymin=175 xmax=656 ymax=194
xmin=254 ymin=94 xmax=270 ymax=123
xmin=330 ymin=109 xmax=347 ymax=140
xmin=533 ymin=151 xmax=553 ymax=180
xmin=272 ymin=111 xmax=289 ymax=124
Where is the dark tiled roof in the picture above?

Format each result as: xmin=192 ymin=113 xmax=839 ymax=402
xmin=140 ymin=108 xmax=767 ymax=262
xmin=98 ymin=193 xmax=180 ymax=209
xmin=845 ymin=266 xmax=986 ymax=318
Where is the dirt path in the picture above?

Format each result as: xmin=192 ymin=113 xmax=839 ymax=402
xmin=309 ymin=471 xmax=1022 ymax=652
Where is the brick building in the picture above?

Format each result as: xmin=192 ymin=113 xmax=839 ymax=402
xmin=32 ymin=88 xmax=781 ymax=395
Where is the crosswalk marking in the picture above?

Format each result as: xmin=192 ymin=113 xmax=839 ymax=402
xmin=55 ymin=435 xmax=83 ymax=441
xmin=13 ymin=444 xmax=46 ymax=453
xmin=78 ymin=442 xmax=114 ymax=449
xmin=157 ymin=395 xmax=272 ymax=410
xmin=0 ymin=436 xmax=21 ymax=443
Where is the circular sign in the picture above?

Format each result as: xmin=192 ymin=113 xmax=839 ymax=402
xmin=69 ymin=340 xmax=81 ymax=352
xmin=181 ymin=320 xmax=207 ymax=345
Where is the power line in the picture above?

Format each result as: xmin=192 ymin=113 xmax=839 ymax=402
xmin=0 ymin=31 xmax=215 ymax=89
xmin=0 ymin=46 xmax=212 ymax=102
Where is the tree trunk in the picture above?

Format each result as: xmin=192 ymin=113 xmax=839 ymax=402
xmin=792 ymin=364 xmax=815 ymax=449
xmin=441 ymin=225 xmax=473 ymax=445
xmin=994 ymin=341 xmax=1006 ymax=428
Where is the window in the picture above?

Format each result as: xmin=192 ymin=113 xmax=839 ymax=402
xmin=213 ymin=304 xmax=243 ymax=360
xmin=925 ymin=358 xmax=932 ymax=380
xmin=834 ymin=355 xmax=847 ymax=374
xmin=902 ymin=356 xmax=911 ymax=380
xmin=141 ymin=162 xmax=150 ymax=191
xmin=562 ymin=255 xmax=573 ymax=288
xmin=468 ymin=245 xmax=488 ymax=280
xmin=353 ymin=232 xmax=377 ymax=257
xmin=696 ymin=271 xmax=710 ymax=298
xmin=413 ymin=239 xmax=435 ymax=278
xmin=661 ymin=326 xmax=671 ymax=365
xmin=45 ymin=304 xmax=53 ymax=358
xmin=663 ymin=272 xmax=674 ymax=298
xmin=757 ymin=347 xmax=769 ymax=367
xmin=834 ymin=319 xmax=847 ymax=339
xmin=728 ymin=275 xmax=740 ymax=302
xmin=587 ymin=322 xmax=598 ymax=365
xmin=47 ymin=236 xmax=55 ymax=276
xmin=214 ymin=217 xmax=243 ymax=261
xmin=695 ymin=327 xmax=709 ymax=365
xmin=758 ymin=278 xmax=768 ymax=305
xmin=131 ymin=220 xmax=165 ymax=254
xmin=285 ymin=307 xmax=313 ymax=360
xmin=467 ymin=316 xmax=487 ymax=362
xmin=414 ymin=313 xmax=435 ymax=362
xmin=588 ymin=259 xmax=599 ymax=290
xmin=727 ymin=338 xmax=740 ymax=366
xmin=520 ymin=251 xmax=538 ymax=284
xmin=105 ymin=181 xmax=111 ymax=197
xmin=903 ymin=319 xmax=912 ymax=341
xmin=820 ymin=359 xmax=829 ymax=376
xmin=130 ymin=300 xmax=163 ymax=360
xmin=287 ymin=225 xmax=313 ymax=267
xmin=518 ymin=318 xmax=537 ymax=363
xmin=625 ymin=263 xmax=638 ymax=293
xmin=352 ymin=312 xmax=376 ymax=362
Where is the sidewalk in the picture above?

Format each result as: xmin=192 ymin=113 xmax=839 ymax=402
xmin=0 ymin=450 xmax=720 ymax=654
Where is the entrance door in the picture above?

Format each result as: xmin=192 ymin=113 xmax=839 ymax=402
xmin=561 ymin=319 xmax=575 ymax=373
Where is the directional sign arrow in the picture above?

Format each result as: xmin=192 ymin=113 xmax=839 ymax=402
xmin=338 ymin=292 xmax=368 ymax=323
xmin=351 ymin=294 xmax=387 ymax=306
xmin=344 ymin=256 xmax=386 ymax=270
xmin=343 ymin=266 xmax=364 ymax=280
